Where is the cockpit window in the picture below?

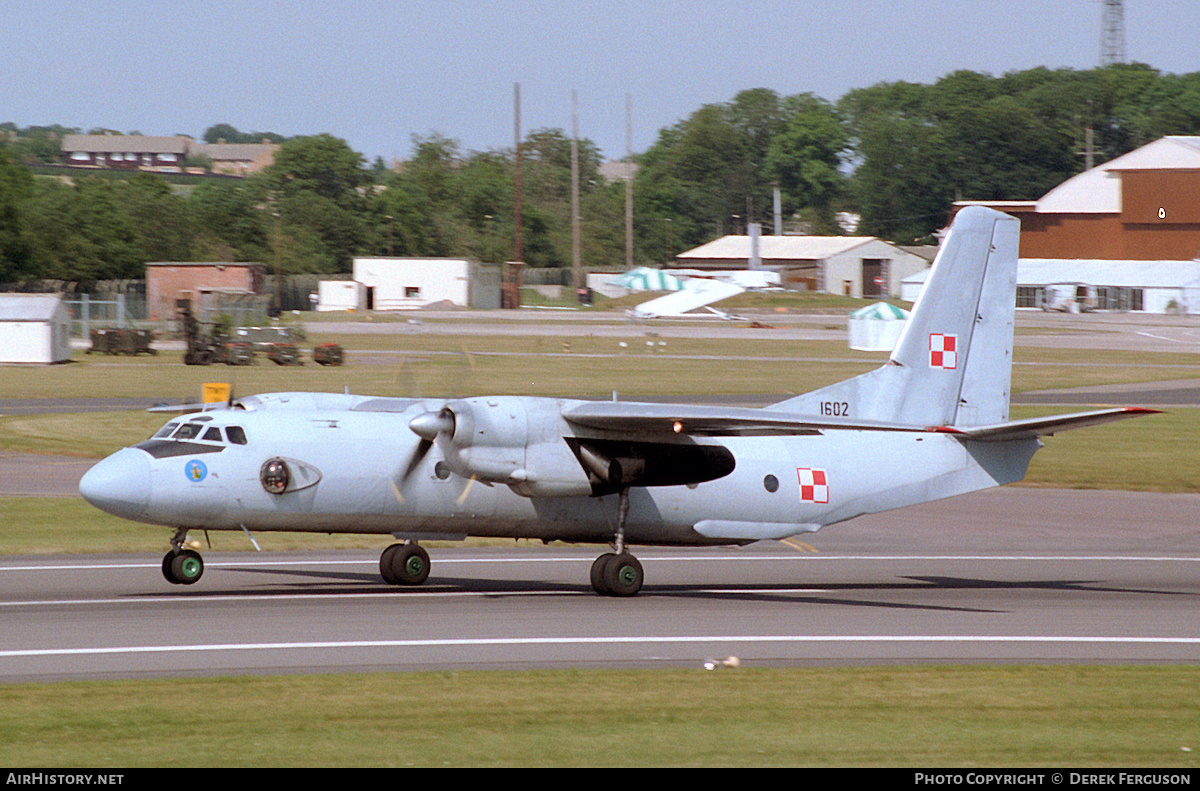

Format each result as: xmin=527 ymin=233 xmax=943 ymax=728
xmin=203 ymin=427 xmax=223 ymax=442
xmin=153 ymin=422 xmax=179 ymax=439
xmin=174 ymin=423 xmax=204 ymax=440
xmin=226 ymin=426 xmax=248 ymax=445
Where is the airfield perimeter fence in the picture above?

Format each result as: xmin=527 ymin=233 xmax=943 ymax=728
xmin=64 ymin=293 xmax=149 ymax=340
xmin=57 ymin=275 xmax=330 ymax=341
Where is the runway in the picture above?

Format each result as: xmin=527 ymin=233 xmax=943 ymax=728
xmin=2 ymin=488 xmax=1197 ymax=682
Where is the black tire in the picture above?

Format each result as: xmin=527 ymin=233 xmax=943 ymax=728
xmin=168 ymin=549 xmax=204 ymax=585
xmin=162 ymin=551 xmax=180 ymax=584
xmin=379 ymin=543 xmax=401 ymax=584
xmin=590 ymin=552 xmax=616 ymax=595
xmin=602 ymin=553 xmax=643 ymax=597
xmin=381 ymin=543 xmax=430 ymax=586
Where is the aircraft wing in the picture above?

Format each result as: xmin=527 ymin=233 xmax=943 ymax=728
xmin=930 ymin=407 xmax=1159 ymax=442
xmin=562 ymin=401 xmax=927 ymax=437
xmin=564 ymin=403 xmax=1159 ymax=440
xmin=628 ymin=279 xmax=745 ymax=319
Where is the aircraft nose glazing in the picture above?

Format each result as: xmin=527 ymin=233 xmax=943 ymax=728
xmin=79 ymin=448 xmax=152 ymax=521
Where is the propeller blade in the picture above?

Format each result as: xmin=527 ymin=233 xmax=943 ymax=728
xmin=399 ymin=437 xmax=434 ymax=486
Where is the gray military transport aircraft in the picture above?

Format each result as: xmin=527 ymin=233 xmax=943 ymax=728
xmin=79 ymin=207 xmax=1153 ymax=596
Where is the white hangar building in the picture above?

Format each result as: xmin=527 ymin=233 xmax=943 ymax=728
xmin=0 ymin=294 xmax=72 ymax=364
xmin=326 ymin=258 xmax=502 ymax=311
xmin=673 ymin=235 xmax=930 ymax=299
xmin=900 ymin=259 xmax=1200 ymax=314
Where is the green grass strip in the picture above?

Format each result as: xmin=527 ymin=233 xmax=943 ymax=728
xmin=0 ymin=666 xmax=1196 ymax=767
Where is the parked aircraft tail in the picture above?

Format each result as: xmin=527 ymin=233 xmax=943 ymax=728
xmin=771 ymin=206 xmax=1019 ymax=428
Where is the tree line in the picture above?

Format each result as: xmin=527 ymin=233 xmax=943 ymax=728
xmin=2 ymin=63 xmax=1199 ymax=286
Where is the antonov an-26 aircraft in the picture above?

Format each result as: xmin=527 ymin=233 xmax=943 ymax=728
xmin=80 ymin=207 xmax=1153 ymax=596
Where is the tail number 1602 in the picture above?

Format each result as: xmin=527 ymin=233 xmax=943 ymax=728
xmin=820 ymin=401 xmax=850 ymax=417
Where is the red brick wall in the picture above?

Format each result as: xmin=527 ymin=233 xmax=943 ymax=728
xmin=146 ymin=265 xmax=263 ymax=321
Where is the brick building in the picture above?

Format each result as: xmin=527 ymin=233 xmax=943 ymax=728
xmin=145 ymin=262 xmax=265 ymax=322
xmin=954 ymin=136 xmax=1200 ymax=260
xmin=61 ymin=134 xmax=278 ymax=175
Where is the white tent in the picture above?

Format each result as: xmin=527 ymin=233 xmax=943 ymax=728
xmin=607 ymin=267 xmax=685 ymax=292
xmin=848 ymin=302 xmax=910 ymax=351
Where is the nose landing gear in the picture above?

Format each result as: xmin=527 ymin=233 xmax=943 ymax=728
xmin=162 ymin=527 xmax=204 ymax=585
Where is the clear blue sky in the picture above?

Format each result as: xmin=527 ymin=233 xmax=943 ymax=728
xmin=4 ymin=0 xmax=1193 ymax=163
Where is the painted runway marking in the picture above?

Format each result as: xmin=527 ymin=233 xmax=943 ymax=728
xmin=3 ymin=634 xmax=1200 ymax=660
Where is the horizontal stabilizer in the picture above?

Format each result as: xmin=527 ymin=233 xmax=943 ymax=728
xmin=147 ymin=401 xmax=230 ymax=413
xmin=930 ymin=407 xmax=1159 ymax=442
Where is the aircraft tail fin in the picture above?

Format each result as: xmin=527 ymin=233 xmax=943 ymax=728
xmin=770 ymin=206 xmax=1019 ymax=427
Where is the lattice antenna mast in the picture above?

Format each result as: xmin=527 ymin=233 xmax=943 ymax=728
xmin=1100 ymin=0 xmax=1126 ymax=66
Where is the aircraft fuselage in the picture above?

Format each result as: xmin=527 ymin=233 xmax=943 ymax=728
xmin=83 ymin=393 xmax=1039 ymax=547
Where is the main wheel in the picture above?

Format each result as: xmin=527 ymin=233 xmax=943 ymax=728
xmin=379 ymin=543 xmax=401 ymax=584
xmin=380 ymin=543 xmax=430 ymax=586
xmin=164 ymin=549 xmax=204 ymax=585
xmin=603 ymin=553 xmax=643 ymax=597
xmin=590 ymin=552 xmax=617 ymax=595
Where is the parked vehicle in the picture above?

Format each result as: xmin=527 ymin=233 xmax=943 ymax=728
xmin=88 ymin=328 xmax=157 ymax=356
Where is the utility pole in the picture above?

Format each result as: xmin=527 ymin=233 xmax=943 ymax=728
xmin=625 ymin=93 xmax=634 ymax=270
xmin=571 ymin=90 xmax=582 ymax=298
xmin=513 ymin=82 xmax=523 ymax=263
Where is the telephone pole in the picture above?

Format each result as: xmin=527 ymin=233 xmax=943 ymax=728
xmin=571 ymin=90 xmax=582 ymax=297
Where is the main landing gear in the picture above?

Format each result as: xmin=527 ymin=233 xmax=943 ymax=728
xmin=162 ymin=527 xmax=204 ymax=585
xmin=374 ymin=489 xmax=645 ymax=596
xmin=590 ymin=488 xmax=644 ymax=597
xmin=380 ymin=541 xmax=431 ymax=586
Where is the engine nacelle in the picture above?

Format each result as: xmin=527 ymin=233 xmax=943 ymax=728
xmin=436 ymin=397 xmax=593 ymax=498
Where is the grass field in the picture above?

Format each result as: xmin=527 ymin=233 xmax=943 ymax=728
xmin=3 ymin=329 xmax=1198 ymax=400
xmin=1 ymin=666 xmax=1196 ymax=767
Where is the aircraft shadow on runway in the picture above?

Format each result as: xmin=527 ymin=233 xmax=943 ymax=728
xmin=904 ymin=575 xmax=1193 ymax=598
xmin=138 ymin=562 xmax=1200 ymax=613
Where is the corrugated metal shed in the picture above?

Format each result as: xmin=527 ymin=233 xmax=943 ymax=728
xmin=674 ymin=235 xmax=929 ymax=298
xmin=0 ymin=294 xmax=71 ymax=363
xmin=0 ymin=293 xmax=64 ymax=321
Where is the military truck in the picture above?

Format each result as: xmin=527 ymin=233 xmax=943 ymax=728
xmin=88 ymin=328 xmax=157 ymax=356
xmin=179 ymin=300 xmax=254 ymax=366
xmin=232 ymin=326 xmax=304 ymax=366
xmin=312 ymin=342 xmax=345 ymax=365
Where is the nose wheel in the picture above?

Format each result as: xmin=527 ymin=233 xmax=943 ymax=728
xmin=162 ymin=529 xmax=205 ymax=585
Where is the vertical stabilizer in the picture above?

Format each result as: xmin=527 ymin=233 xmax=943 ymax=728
xmin=770 ymin=206 xmax=1019 ymax=427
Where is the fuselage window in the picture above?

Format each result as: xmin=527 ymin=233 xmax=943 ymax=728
xmin=226 ymin=426 xmax=248 ymax=445
xmin=175 ymin=424 xmax=203 ymax=440
xmin=153 ymin=422 xmax=179 ymax=438
xmin=203 ymin=427 xmax=223 ymax=442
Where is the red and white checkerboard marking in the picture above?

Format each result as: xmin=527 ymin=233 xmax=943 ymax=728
xmin=797 ymin=468 xmax=829 ymax=504
xmin=929 ymin=333 xmax=958 ymax=369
